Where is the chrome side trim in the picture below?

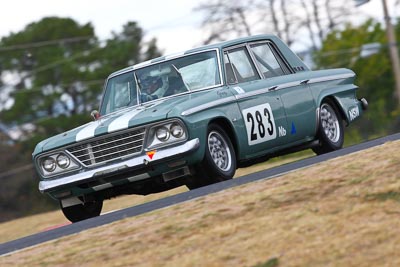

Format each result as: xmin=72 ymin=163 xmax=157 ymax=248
xmin=308 ymin=73 xmax=355 ymax=84
xmin=39 ymin=138 xmax=200 ymax=193
xmin=235 ymin=87 xmax=271 ymax=100
xmin=181 ymin=73 xmax=354 ymax=116
xmin=234 ymin=73 xmax=355 ymax=101
xmin=234 ymin=81 xmax=299 ymax=100
xmin=181 ymin=96 xmax=237 ymax=116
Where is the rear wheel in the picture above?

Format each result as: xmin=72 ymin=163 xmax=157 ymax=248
xmin=313 ymin=100 xmax=344 ymax=155
xmin=187 ymin=124 xmax=236 ymax=189
xmin=60 ymin=199 xmax=103 ymax=223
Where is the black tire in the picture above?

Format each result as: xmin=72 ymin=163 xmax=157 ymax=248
xmin=187 ymin=124 xmax=236 ymax=189
xmin=312 ymin=100 xmax=344 ymax=155
xmin=60 ymin=199 xmax=103 ymax=223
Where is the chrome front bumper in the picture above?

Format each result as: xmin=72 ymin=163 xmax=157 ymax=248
xmin=39 ymin=138 xmax=200 ymax=193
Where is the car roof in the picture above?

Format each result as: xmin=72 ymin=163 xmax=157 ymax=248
xmin=108 ymin=34 xmax=279 ymax=78
xmin=185 ymin=34 xmax=279 ymax=53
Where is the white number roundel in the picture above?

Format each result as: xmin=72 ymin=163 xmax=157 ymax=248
xmin=242 ymin=103 xmax=276 ymax=145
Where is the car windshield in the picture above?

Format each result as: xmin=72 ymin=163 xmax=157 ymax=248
xmin=100 ymin=50 xmax=221 ymax=115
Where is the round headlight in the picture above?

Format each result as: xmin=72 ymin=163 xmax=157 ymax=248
xmin=156 ymin=126 xmax=170 ymax=141
xmin=42 ymin=157 xmax=56 ymax=172
xmin=56 ymin=154 xmax=71 ymax=169
xmin=170 ymin=123 xmax=184 ymax=138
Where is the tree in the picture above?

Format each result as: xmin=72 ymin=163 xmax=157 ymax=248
xmin=196 ymin=0 xmax=355 ymax=49
xmin=195 ymin=0 xmax=255 ymax=44
xmin=0 ymin=17 xmax=96 ymax=123
xmin=0 ymin=17 xmax=162 ymax=221
xmin=0 ymin=18 xmax=162 ymax=147
xmin=313 ymin=19 xmax=400 ymax=138
xmin=88 ymin=21 xmax=162 ymax=79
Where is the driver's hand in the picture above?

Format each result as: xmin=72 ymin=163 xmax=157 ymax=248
xmin=140 ymin=93 xmax=158 ymax=103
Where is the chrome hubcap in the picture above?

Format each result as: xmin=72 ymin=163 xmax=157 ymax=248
xmin=320 ymin=103 xmax=340 ymax=143
xmin=208 ymin=131 xmax=232 ymax=172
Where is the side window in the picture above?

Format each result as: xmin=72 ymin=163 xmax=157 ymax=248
xmin=224 ymin=47 xmax=260 ymax=84
xmin=250 ymin=43 xmax=288 ymax=78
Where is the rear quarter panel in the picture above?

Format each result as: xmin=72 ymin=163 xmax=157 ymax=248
xmin=307 ymin=69 xmax=363 ymax=124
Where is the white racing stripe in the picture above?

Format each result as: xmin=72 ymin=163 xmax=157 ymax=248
xmin=75 ymin=115 xmax=116 ymax=142
xmin=108 ymin=108 xmax=144 ymax=133
xmin=76 ymin=121 xmax=101 ymax=142
xmin=76 ymin=102 xmax=163 ymax=141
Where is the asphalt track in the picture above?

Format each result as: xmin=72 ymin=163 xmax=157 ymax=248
xmin=1 ymin=132 xmax=400 ymax=256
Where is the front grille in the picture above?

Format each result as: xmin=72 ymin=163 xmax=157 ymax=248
xmin=67 ymin=128 xmax=145 ymax=166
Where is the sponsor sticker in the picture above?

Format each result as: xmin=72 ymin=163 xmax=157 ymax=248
xmin=146 ymin=150 xmax=156 ymax=160
xmin=348 ymin=106 xmax=360 ymax=121
xmin=233 ymin=86 xmax=245 ymax=94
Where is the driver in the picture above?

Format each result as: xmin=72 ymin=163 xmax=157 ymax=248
xmin=140 ymin=75 xmax=169 ymax=103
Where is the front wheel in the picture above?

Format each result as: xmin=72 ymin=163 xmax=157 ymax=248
xmin=187 ymin=124 xmax=236 ymax=189
xmin=312 ymin=100 xmax=344 ymax=155
xmin=60 ymin=199 xmax=103 ymax=223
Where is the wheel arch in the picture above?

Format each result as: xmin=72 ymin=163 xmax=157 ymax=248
xmin=208 ymin=117 xmax=239 ymax=162
xmin=316 ymin=84 xmax=360 ymax=126
xmin=313 ymin=96 xmax=345 ymax=155
xmin=319 ymin=96 xmax=347 ymax=125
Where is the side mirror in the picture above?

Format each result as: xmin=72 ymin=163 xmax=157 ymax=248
xmin=91 ymin=110 xmax=100 ymax=121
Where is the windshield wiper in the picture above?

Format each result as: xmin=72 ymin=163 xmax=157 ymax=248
xmin=133 ymin=71 xmax=143 ymax=105
xmin=171 ymin=64 xmax=190 ymax=92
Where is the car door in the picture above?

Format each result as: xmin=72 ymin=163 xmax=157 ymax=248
xmin=248 ymin=41 xmax=317 ymax=144
xmin=223 ymin=45 xmax=289 ymax=158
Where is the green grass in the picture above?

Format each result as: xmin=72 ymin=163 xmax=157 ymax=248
xmin=253 ymin=257 xmax=279 ymax=267
xmin=366 ymin=191 xmax=400 ymax=202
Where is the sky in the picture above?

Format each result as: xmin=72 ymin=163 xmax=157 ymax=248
xmin=0 ymin=0 xmax=204 ymax=54
xmin=0 ymin=0 xmax=398 ymax=54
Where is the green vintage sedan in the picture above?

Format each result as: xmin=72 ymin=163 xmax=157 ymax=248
xmin=33 ymin=34 xmax=367 ymax=222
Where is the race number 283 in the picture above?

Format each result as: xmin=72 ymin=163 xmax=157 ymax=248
xmin=242 ymin=103 xmax=277 ymax=145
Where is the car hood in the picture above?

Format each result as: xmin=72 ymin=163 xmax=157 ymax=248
xmin=32 ymin=90 xmax=219 ymax=156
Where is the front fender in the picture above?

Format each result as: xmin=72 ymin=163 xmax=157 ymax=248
xmin=179 ymin=102 xmax=243 ymax=162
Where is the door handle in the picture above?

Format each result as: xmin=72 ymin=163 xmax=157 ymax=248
xmin=268 ymin=86 xmax=278 ymax=91
xmin=300 ymin=79 xmax=309 ymax=85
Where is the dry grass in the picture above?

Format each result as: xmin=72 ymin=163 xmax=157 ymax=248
xmin=0 ymin=151 xmax=309 ymax=244
xmin=2 ymin=141 xmax=400 ymax=266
